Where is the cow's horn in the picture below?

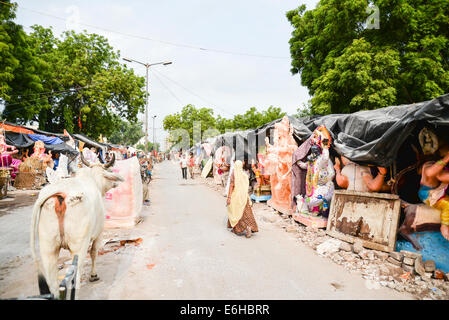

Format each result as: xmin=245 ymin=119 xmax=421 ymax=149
xmin=80 ymin=152 xmax=92 ymax=168
xmin=103 ymin=153 xmax=115 ymax=169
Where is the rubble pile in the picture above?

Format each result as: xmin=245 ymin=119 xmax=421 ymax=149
xmin=273 ymin=211 xmax=449 ymax=300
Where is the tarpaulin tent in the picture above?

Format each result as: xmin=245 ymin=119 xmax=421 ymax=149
xmin=211 ymin=130 xmax=255 ymax=162
xmin=4 ymin=131 xmax=77 ymax=155
xmin=2 ymin=121 xmax=71 ymax=142
xmin=251 ymin=93 xmax=449 ymax=167
xmin=0 ymin=122 xmax=34 ymax=134
xmin=27 ymin=134 xmax=64 ymax=145
xmin=73 ymin=133 xmax=105 ymax=150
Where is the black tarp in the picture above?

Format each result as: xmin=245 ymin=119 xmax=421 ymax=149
xmin=73 ymin=133 xmax=105 ymax=149
xmin=252 ymin=93 xmax=449 ymax=167
xmin=4 ymin=131 xmax=78 ymax=155
xmin=212 ymin=130 xmax=253 ymax=162
xmin=3 ymin=121 xmax=70 ymax=142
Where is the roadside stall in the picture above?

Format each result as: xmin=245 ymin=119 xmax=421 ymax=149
xmin=1 ymin=122 xmax=77 ymax=190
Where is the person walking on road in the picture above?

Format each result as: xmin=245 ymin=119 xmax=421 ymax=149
xmin=188 ymin=152 xmax=195 ymax=179
xmin=226 ymin=160 xmax=258 ymax=238
xmin=180 ymin=154 xmax=188 ymax=180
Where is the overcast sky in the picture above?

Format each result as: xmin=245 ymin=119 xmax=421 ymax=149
xmin=14 ymin=0 xmax=320 ymax=149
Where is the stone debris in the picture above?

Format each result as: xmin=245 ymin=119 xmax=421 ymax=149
xmin=201 ymin=176 xmax=449 ymax=300
xmin=352 ymin=242 xmax=364 ymax=254
xmin=415 ymin=256 xmax=426 ymax=277
xmin=387 ymin=257 xmax=402 ymax=267
xmin=401 ymin=250 xmax=422 ymax=259
xmin=402 ymin=264 xmax=415 ymax=274
xmin=375 ymin=251 xmax=389 ymax=261
xmin=316 ymin=239 xmax=342 ymax=256
xmin=358 ymin=249 xmax=375 ymax=261
xmin=424 ymin=260 xmax=436 ymax=273
xmin=403 ymin=257 xmax=415 ymax=266
xmin=339 ymin=242 xmax=352 ymax=252
xmin=389 ymin=252 xmax=403 ymax=262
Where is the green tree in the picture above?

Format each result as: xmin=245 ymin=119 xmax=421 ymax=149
xmin=231 ymin=106 xmax=286 ymax=130
xmin=137 ymin=141 xmax=160 ymax=152
xmin=287 ymin=0 xmax=449 ymax=115
xmin=0 ymin=1 xmax=43 ymax=109
xmin=261 ymin=106 xmax=286 ymax=124
xmin=107 ymin=119 xmax=144 ymax=146
xmin=163 ymin=105 xmax=288 ymax=147
xmin=163 ymin=104 xmax=217 ymax=145
xmin=1 ymin=24 xmax=146 ymax=139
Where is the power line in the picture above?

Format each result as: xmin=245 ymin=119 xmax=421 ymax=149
xmin=1 ymin=0 xmax=290 ymax=60
xmin=152 ymin=69 xmax=235 ymax=117
xmin=2 ymin=83 xmax=96 ymax=110
xmin=151 ymin=72 xmax=183 ymax=104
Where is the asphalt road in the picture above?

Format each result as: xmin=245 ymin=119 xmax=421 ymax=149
xmin=0 ymin=160 xmax=413 ymax=300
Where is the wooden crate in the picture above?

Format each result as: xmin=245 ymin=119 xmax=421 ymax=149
xmin=326 ymin=190 xmax=401 ymax=252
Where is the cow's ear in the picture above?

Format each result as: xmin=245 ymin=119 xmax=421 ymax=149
xmin=103 ymin=171 xmax=124 ymax=182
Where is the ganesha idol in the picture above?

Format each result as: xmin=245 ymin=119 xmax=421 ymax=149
xmin=213 ymin=146 xmax=231 ymax=186
xmin=31 ymin=140 xmax=53 ymax=168
xmin=0 ymin=130 xmax=21 ymax=179
xmin=264 ymin=116 xmax=298 ymax=214
xmin=251 ymin=153 xmax=271 ymax=199
xmin=297 ymin=126 xmax=335 ymax=218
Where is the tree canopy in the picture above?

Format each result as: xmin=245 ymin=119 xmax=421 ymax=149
xmin=107 ymin=119 xmax=144 ymax=146
xmin=163 ymin=104 xmax=286 ymax=147
xmin=287 ymin=0 xmax=449 ymax=115
xmin=0 ymin=1 xmax=146 ymax=139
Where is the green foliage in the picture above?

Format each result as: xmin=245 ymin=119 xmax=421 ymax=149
xmin=287 ymin=0 xmax=449 ymax=115
xmin=0 ymin=1 xmax=43 ymax=107
xmin=107 ymin=119 xmax=144 ymax=146
xmin=295 ymin=101 xmax=314 ymax=118
xmin=163 ymin=104 xmax=287 ymax=144
xmin=136 ymin=141 xmax=160 ymax=152
xmin=163 ymin=104 xmax=217 ymax=146
xmin=0 ymin=12 xmax=146 ymax=139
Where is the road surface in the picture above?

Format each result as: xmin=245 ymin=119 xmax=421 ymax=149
xmin=0 ymin=160 xmax=413 ymax=300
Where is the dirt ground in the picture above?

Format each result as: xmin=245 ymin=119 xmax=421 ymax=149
xmin=0 ymin=189 xmax=39 ymax=217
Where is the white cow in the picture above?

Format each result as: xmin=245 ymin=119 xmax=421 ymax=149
xmin=30 ymin=153 xmax=124 ymax=298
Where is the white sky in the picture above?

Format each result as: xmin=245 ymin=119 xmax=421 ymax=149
xmin=14 ymin=0 xmax=320 ymax=149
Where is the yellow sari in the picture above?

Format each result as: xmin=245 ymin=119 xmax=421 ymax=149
xmin=227 ymin=160 xmax=250 ymax=227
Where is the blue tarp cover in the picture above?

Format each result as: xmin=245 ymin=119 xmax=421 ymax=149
xmin=27 ymin=133 xmax=64 ymax=145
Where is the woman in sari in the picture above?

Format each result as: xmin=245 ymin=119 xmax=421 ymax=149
xmin=226 ymin=160 xmax=258 ymax=238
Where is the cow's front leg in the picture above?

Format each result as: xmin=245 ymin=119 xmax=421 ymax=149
xmin=89 ymin=235 xmax=102 ymax=282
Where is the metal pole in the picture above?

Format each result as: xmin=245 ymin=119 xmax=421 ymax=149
xmin=153 ymin=115 xmax=156 ymax=152
xmin=145 ymin=65 xmax=149 ymax=155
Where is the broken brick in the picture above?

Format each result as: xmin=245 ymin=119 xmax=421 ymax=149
xmin=414 ymin=256 xmax=426 ymax=277
xmin=424 ymin=260 xmax=436 ymax=273
xmin=433 ymin=269 xmax=445 ymax=280
xmin=389 ymin=252 xmax=403 ymax=262
xmin=403 ymin=257 xmax=415 ymax=266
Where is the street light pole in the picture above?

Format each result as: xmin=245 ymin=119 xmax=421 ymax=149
xmin=145 ymin=66 xmax=149 ymax=155
xmin=152 ymin=115 xmax=157 ymax=152
xmin=122 ymin=57 xmax=172 ymax=155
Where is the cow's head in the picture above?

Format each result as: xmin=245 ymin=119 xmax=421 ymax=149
xmin=80 ymin=152 xmax=124 ymax=196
